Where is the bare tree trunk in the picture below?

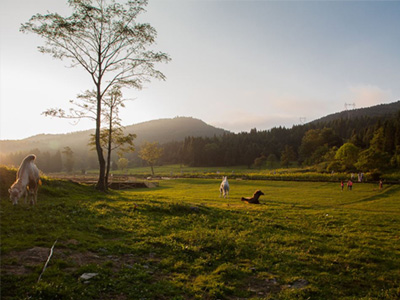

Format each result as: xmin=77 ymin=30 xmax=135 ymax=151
xmin=105 ymin=109 xmax=113 ymax=188
xmin=95 ymin=40 xmax=107 ymax=192
xmin=105 ymin=148 xmax=111 ymax=188
xmin=95 ymin=133 xmax=106 ymax=191
xmin=95 ymin=86 xmax=107 ymax=191
xmin=151 ymin=164 xmax=154 ymax=176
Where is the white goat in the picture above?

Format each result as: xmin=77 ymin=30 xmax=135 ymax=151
xmin=219 ymin=176 xmax=230 ymax=198
xmin=9 ymin=154 xmax=41 ymax=205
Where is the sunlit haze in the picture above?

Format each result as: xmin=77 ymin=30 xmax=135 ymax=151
xmin=1 ymin=0 xmax=399 ymax=140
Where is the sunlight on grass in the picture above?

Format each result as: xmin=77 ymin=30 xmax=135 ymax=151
xmin=1 ymin=169 xmax=399 ymax=299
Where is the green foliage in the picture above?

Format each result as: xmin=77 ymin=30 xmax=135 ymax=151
xmin=299 ymin=129 xmax=324 ymax=162
xmin=62 ymin=146 xmax=74 ymax=173
xmin=2 ymin=177 xmax=400 ymax=299
xmin=281 ymin=145 xmax=296 ymax=168
xmin=88 ymin=86 xmax=136 ymax=158
xmin=334 ymin=142 xmax=359 ymax=171
xmin=299 ymin=128 xmax=342 ymax=165
xmin=139 ymin=142 xmax=164 ymax=176
xmin=2 ymin=107 xmax=400 ymax=176
xmin=21 ymin=0 xmax=170 ymax=190
xmin=117 ymin=157 xmax=129 ymax=171
xmin=253 ymin=155 xmax=267 ymax=168
xmin=390 ymin=146 xmax=400 ymax=168
xmin=267 ymin=153 xmax=278 ymax=168
xmin=355 ymin=128 xmax=392 ymax=172
xmin=356 ymin=148 xmax=391 ymax=172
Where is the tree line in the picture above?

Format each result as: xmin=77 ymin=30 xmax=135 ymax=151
xmin=1 ymin=111 xmax=399 ymax=175
xmin=154 ymin=111 xmax=400 ymax=173
xmin=16 ymin=0 xmax=399 ymax=189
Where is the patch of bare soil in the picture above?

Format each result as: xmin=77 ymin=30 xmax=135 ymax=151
xmin=241 ymin=276 xmax=309 ymax=298
xmin=245 ymin=277 xmax=281 ymax=297
xmin=2 ymin=247 xmax=51 ymax=275
xmin=1 ymin=240 xmax=156 ymax=276
xmin=288 ymin=278 xmax=309 ymax=289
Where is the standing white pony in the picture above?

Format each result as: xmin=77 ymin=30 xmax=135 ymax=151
xmin=9 ymin=154 xmax=41 ymax=205
xmin=219 ymin=176 xmax=230 ymax=198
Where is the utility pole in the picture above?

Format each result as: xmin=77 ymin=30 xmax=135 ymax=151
xmin=344 ymin=103 xmax=356 ymax=119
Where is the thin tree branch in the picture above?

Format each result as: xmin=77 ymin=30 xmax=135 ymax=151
xmin=37 ymin=239 xmax=58 ymax=283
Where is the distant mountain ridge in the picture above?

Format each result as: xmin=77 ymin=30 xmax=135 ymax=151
xmin=1 ymin=101 xmax=399 ymax=156
xmin=124 ymin=117 xmax=228 ymax=144
xmin=0 ymin=117 xmax=228 ymax=154
xmin=310 ymin=100 xmax=400 ymax=124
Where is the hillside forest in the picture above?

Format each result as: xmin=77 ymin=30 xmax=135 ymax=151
xmin=166 ymin=110 xmax=400 ymax=173
xmin=1 ymin=109 xmax=400 ymax=175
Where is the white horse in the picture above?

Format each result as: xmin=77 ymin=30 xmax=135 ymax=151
xmin=219 ymin=176 xmax=230 ymax=198
xmin=9 ymin=154 xmax=41 ymax=205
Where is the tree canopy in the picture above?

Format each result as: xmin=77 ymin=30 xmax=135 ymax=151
xmin=139 ymin=141 xmax=163 ymax=176
xmin=21 ymin=0 xmax=170 ymax=190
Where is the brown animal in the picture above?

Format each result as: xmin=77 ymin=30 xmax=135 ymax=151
xmin=241 ymin=190 xmax=264 ymax=204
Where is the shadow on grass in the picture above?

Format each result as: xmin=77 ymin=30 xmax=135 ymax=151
xmin=1 ymin=180 xmax=192 ymax=299
xmin=340 ymin=184 xmax=400 ymax=207
xmin=2 ymin=174 xmax=400 ymax=300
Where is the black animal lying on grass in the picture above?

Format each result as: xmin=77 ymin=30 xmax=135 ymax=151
xmin=241 ymin=190 xmax=264 ymax=204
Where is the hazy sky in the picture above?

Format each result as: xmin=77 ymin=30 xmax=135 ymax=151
xmin=1 ymin=0 xmax=399 ymax=140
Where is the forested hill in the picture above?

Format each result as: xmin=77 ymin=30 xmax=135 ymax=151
xmin=124 ymin=117 xmax=228 ymax=144
xmin=0 ymin=117 xmax=227 ymax=156
xmin=311 ymin=101 xmax=400 ymax=124
xmin=158 ymin=101 xmax=400 ymax=172
xmin=305 ymin=100 xmax=400 ymax=145
xmin=1 ymin=102 xmax=400 ymax=173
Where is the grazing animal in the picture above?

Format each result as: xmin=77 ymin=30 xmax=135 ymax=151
xmin=241 ymin=190 xmax=264 ymax=204
xmin=8 ymin=154 xmax=41 ymax=205
xmin=219 ymin=176 xmax=230 ymax=198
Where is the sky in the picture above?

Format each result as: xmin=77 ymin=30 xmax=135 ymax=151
xmin=1 ymin=0 xmax=400 ymax=140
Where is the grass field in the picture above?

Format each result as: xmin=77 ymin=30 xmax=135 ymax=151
xmin=1 ymin=167 xmax=400 ymax=299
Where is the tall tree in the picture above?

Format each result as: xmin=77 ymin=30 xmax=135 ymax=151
xmin=356 ymin=128 xmax=391 ymax=172
xmin=139 ymin=141 xmax=163 ymax=176
xmin=253 ymin=155 xmax=267 ymax=169
xmin=62 ymin=146 xmax=75 ymax=172
xmin=22 ymin=0 xmax=170 ymax=191
xmin=51 ymin=150 xmax=63 ymax=173
xmin=104 ymin=88 xmax=135 ymax=186
xmin=334 ymin=142 xmax=359 ymax=171
xmin=280 ymin=145 xmax=296 ymax=168
xmin=117 ymin=157 xmax=129 ymax=171
xmin=299 ymin=129 xmax=323 ymax=164
xmin=299 ymin=128 xmax=341 ymax=165
xmin=90 ymin=86 xmax=136 ymax=186
xmin=266 ymin=153 xmax=278 ymax=168
xmin=45 ymin=87 xmax=135 ymax=186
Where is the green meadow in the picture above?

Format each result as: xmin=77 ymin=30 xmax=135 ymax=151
xmin=89 ymin=164 xmax=400 ymax=182
xmin=1 ymin=168 xmax=399 ymax=299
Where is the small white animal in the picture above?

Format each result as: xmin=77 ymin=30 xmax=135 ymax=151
xmin=219 ymin=176 xmax=230 ymax=198
xmin=9 ymin=154 xmax=41 ymax=205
